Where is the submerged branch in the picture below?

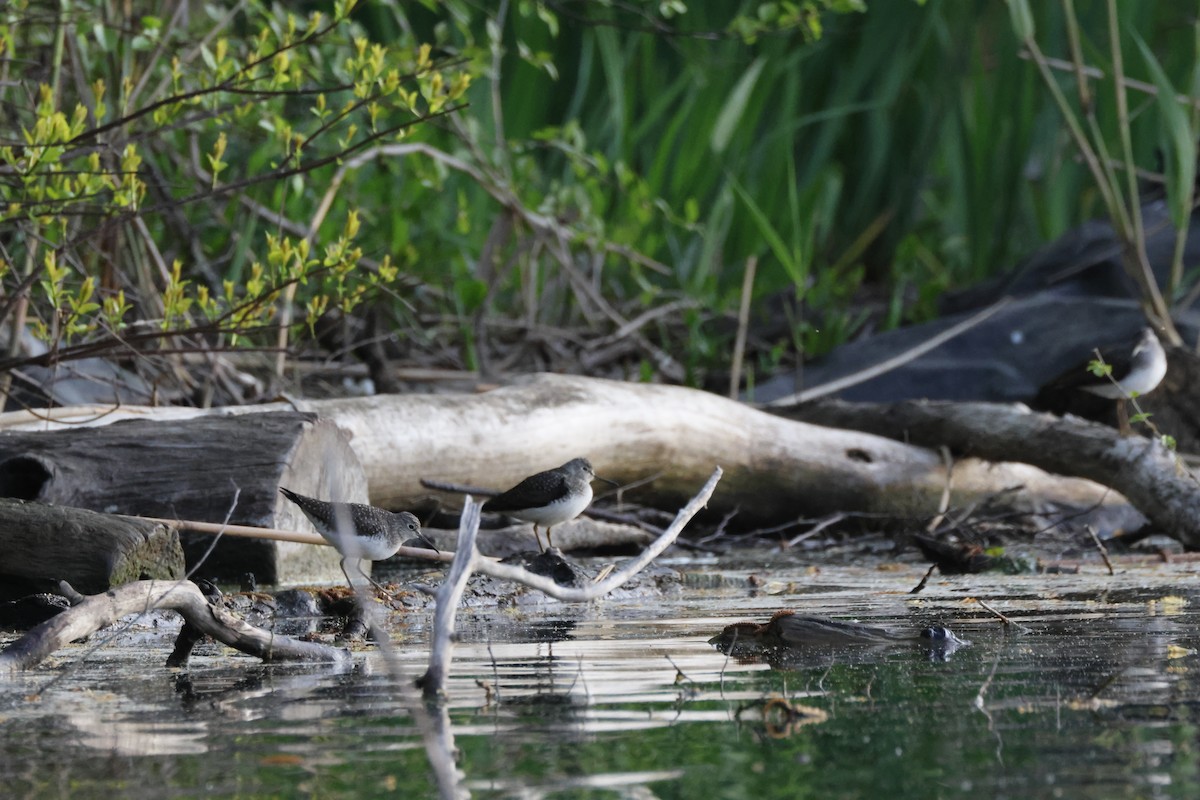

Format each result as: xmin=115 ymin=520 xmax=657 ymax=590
xmin=419 ymin=497 xmax=483 ymax=697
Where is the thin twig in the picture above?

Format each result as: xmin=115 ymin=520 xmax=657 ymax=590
xmin=1086 ymin=525 xmax=1115 ymax=576
xmin=729 ymin=256 xmax=757 ymax=399
xmin=926 ymin=445 xmax=955 ymax=533
xmin=767 ymin=297 xmax=1013 ymax=405
xmin=908 ymin=564 xmax=936 ymax=595
xmin=975 ymin=598 xmax=1032 ymax=633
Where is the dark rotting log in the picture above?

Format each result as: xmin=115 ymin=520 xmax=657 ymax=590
xmin=0 ymin=592 xmax=71 ymax=631
xmin=0 ymin=411 xmax=366 ymax=584
xmin=0 ymin=498 xmax=184 ymax=594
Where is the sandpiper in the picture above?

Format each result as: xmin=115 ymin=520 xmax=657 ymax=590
xmin=483 ymin=457 xmax=604 ymax=552
xmin=1039 ymin=327 xmax=1167 ymax=435
xmin=1078 ymin=327 xmax=1167 ymax=401
xmin=279 ymin=487 xmax=428 ymax=591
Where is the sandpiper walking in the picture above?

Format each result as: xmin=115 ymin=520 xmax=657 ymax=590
xmin=483 ymin=458 xmax=601 ymax=551
xmin=280 ymin=487 xmax=426 ymax=590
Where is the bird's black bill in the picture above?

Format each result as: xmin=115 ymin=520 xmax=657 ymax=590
xmin=405 ymin=532 xmax=441 ymax=554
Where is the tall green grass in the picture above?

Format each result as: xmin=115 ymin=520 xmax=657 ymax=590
xmin=358 ymin=1 xmax=1200 ymax=369
xmin=8 ymin=0 xmax=1195 ymax=397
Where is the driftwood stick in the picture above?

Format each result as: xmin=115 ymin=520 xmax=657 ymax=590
xmin=166 ymin=579 xmax=223 ymax=667
xmin=0 ymin=580 xmax=349 ymax=672
xmin=141 ymin=516 xmax=326 ymax=546
xmin=469 ymin=467 xmax=722 ymax=601
xmin=141 ymin=516 xmax=462 ymax=563
xmin=419 ymin=498 xmax=482 ymax=697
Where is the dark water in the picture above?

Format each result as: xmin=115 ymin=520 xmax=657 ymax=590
xmin=3 ymin=554 xmax=1200 ymax=799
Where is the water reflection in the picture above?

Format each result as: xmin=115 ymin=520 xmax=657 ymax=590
xmin=1 ymin=559 xmax=1200 ymax=798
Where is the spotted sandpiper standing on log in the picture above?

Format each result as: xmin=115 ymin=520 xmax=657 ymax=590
xmin=1037 ymin=327 xmax=1167 ymax=435
xmin=482 ymin=458 xmax=604 ymax=552
xmin=279 ymin=487 xmax=428 ymax=591
xmin=1078 ymin=327 xmax=1167 ymax=401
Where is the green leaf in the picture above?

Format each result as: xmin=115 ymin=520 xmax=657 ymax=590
xmin=728 ymin=172 xmax=801 ymax=286
xmin=454 ymin=277 xmax=488 ymax=313
xmin=711 ymin=57 xmax=764 ymax=155
xmin=1006 ymin=0 xmax=1035 ymax=41
xmin=92 ymin=23 xmax=110 ymax=52
xmin=1133 ymin=33 xmax=1196 ymax=231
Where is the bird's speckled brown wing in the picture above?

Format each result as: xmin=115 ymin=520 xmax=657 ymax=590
xmin=483 ymin=470 xmax=569 ymax=513
xmin=281 ymin=487 xmax=406 ymax=536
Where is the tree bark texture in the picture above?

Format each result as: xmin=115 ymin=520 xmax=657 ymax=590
xmin=0 ymin=412 xmax=363 ymax=584
xmin=0 ymin=499 xmax=183 ymax=594
xmin=786 ymin=398 xmax=1200 ymax=545
xmin=0 ymin=375 xmax=1124 ymax=529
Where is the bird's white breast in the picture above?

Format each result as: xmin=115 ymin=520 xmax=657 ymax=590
xmin=512 ymin=483 xmax=593 ymax=526
xmin=1083 ymin=350 xmax=1167 ymax=399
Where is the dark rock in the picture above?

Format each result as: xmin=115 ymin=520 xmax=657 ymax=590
xmin=0 ymin=593 xmax=70 ymax=631
xmin=753 ymin=202 xmax=1200 ymax=408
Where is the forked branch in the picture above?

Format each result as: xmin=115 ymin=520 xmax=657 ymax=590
xmin=418 ymin=467 xmax=723 ymax=696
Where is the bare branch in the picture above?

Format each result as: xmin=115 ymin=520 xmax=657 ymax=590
xmin=419 ymin=497 xmax=482 ymax=697
xmin=0 ymin=580 xmax=349 ymax=672
xmin=469 ymin=467 xmax=722 ymax=600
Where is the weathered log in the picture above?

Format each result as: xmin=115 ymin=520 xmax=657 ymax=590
xmin=0 ymin=498 xmax=183 ymax=594
xmin=0 ymin=375 xmax=1121 ymax=529
xmin=0 ymin=412 xmax=363 ymax=584
xmin=784 ymin=398 xmax=1200 ymax=546
xmin=279 ymin=376 xmax=1119 ymax=523
xmin=0 ymin=580 xmax=349 ymax=672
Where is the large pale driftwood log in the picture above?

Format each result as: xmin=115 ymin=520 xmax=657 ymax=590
xmin=0 ymin=580 xmax=349 ymax=671
xmin=0 ymin=499 xmax=183 ymax=594
xmin=0 ymin=412 xmax=362 ymax=584
xmin=258 ymin=376 xmax=1120 ymax=522
xmin=783 ymin=398 xmax=1200 ymax=546
xmin=0 ymin=375 xmax=1119 ymax=527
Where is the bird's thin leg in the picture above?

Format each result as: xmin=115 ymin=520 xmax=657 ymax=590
xmin=360 ymin=564 xmax=395 ymax=597
xmin=342 ymin=557 xmax=394 ymax=598
xmin=533 ymin=525 xmax=545 ymax=552
xmin=545 ymin=526 xmax=555 ymax=551
xmin=339 ymin=557 xmax=357 ymax=591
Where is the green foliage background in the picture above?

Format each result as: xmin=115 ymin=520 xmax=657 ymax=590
xmin=1 ymin=0 xmax=1197 ymax=401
